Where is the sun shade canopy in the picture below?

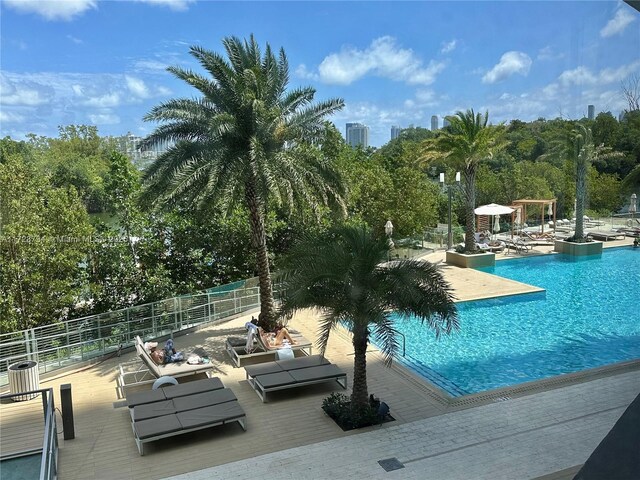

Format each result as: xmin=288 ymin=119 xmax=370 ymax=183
xmin=474 ymin=203 xmax=514 ymax=215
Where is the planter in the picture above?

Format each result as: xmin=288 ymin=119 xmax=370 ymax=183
xmin=554 ymin=239 xmax=603 ymax=256
xmin=446 ymin=251 xmax=495 ymax=268
xmin=322 ymin=393 xmax=394 ymax=431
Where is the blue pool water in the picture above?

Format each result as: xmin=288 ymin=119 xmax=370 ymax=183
xmin=387 ymin=247 xmax=640 ymax=397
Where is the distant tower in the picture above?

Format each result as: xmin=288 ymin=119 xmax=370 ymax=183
xmin=431 ymin=115 xmax=438 ymax=131
xmin=588 ymin=105 xmax=595 ymax=120
xmin=345 ymin=122 xmax=369 ymax=148
xmin=443 ymin=117 xmax=450 ymax=128
xmin=391 ymin=126 xmax=402 ymax=140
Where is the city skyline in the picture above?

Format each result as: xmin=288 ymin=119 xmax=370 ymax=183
xmin=1 ymin=1 xmax=638 ymax=147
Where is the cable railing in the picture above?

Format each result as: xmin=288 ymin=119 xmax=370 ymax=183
xmin=0 ymin=279 xmax=263 ymax=387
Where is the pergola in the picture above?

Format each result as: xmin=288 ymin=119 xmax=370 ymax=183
xmin=512 ymin=199 xmax=556 ymax=235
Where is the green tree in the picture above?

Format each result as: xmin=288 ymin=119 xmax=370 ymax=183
xmin=277 ymin=225 xmax=458 ymax=411
xmin=0 ymin=154 xmax=93 ymax=332
xmin=421 ymin=110 xmax=507 ymax=252
xmin=141 ymin=36 xmax=345 ymax=331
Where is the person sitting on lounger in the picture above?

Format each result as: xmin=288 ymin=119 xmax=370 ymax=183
xmin=258 ymin=327 xmax=297 ymax=348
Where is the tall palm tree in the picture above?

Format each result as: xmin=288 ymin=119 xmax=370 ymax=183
xmin=563 ymin=125 xmax=622 ymax=241
xmin=421 ymin=110 xmax=507 ymax=252
xmin=277 ymin=225 xmax=458 ymax=410
xmin=141 ymin=36 xmax=345 ymax=330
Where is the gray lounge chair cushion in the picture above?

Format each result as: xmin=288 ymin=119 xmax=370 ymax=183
xmin=173 ymin=388 xmax=237 ymax=412
xmin=132 ymin=399 xmax=176 ymax=421
xmin=276 ymin=355 xmax=329 ymax=371
xmin=163 ymin=377 xmax=223 ymax=399
xmin=289 ymin=364 xmax=344 ymax=382
xmin=134 ymin=414 xmax=182 ymax=439
xmin=255 ymin=371 xmax=296 ymax=388
xmin=177 ymin=402 xmax=245 ymax=429
xmin=244 ymin=362 xmax=284 ymax=378
xmin=127 ymin=388 xmax=167 ymax=408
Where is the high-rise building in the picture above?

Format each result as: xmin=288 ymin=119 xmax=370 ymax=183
xmin=346 ymin=122 xmax=369 ymax=148
xmin=391 ymin=126 xmax=402 ymax=140
xmin=431 ymin=115 xmax=439 ymax=131
xmin=588 ymin=104 xmax=595 ymax=120
xmin=443 ymin=118 xmax=451 ymax=128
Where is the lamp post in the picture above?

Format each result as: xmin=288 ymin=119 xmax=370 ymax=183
xmin=440 ymin=171 xmax=460 ymax=250
xmin=384 ymin=220 xmax=394 ymax=262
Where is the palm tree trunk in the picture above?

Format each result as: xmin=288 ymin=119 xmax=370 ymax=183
xmin=574 ymin=153 xmax=587 ymax=241
xmin=350 ymin=322 xmax=369 ymax=410
xmin=245 ymin=178 xmax=277 ymax=330
xmin=463 ymin=166 xmax=477 ymax=252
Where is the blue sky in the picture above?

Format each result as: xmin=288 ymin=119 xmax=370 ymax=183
xmin=1 ymin=1 xmax=638 ymax=147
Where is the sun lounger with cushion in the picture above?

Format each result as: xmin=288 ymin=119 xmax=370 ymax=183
xmin=585 ymin=230 xmax=626 ymax=241
xmin=225 ymin=329 xmax=313 ymax=367
xmin=116 ymin=336 xmax=216 ymax=398
xmin=244 ymin=354 xmax=347 ymax=402
xmin=126 ymin=377 xmax=246 ymax=455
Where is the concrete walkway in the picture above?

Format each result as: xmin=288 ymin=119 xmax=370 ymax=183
xmin=167 ymin=369 xmax=639 ymax=480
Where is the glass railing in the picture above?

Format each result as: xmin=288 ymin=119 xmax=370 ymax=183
xmin=0 ymin=388 xmax=57 ymax=480
xmin=0 ymin=279 xmax=262 ymax=386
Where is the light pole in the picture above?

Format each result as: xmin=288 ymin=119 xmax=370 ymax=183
xmin=384 ymin=220 xmax=394 ymax=262
xmin=440 ymin=171 xmax=460 ymax=250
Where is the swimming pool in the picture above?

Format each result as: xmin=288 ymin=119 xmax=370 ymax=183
xmin=387 ymin=247 xmax=640 ymax=397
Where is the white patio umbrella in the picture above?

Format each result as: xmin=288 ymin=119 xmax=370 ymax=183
xmin=547 ymin=203 xmax=553 ymax=218
xmin=473 ymin=203 xmax=514 ymax=215
xmin=493 ymin=215 xmax=501 ymax=239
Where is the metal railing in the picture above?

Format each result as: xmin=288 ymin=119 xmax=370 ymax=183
xmin=0 ymin=279 xmax=263 ymax=386
xmin=0 ymin=388 xmax=58 ymax=480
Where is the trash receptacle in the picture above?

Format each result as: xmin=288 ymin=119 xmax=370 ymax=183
xmin=8 ymin=360 xmax=40 ymax=401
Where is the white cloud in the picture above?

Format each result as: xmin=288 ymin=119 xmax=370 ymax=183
xmin=133 ymin=59 xmax=169 ymax=73
xmin=316 ymin=36 xmax=446 ymax=86
xmin=88 ymin=112 xmax=120 ymax=125
xmin=133 ymin=0 xmax=195 ymax=11
xmin=67 ymin=34 xmax=83 ymax=44
xmin=125 ymin=76 xmax=150 ymax=99
xmin=482 ymin=51 xmax=532 ymax=84
xmin=537 ymin=46 xmax=564 ymax=61
xmin=295 ymin=64 xmax=318 ymax=81
xmin=0 ymin=111 xmax=25 ymax=123
xmin=3 ymin=0 xmax=97 ymax=21
xmin=0 ymin=73 xmax=53 ymax=106
xmin=558 ymin=60 xmax=640 ymax=87
xmin=440 ymin=39 xmax=457 ymax=54
xmin=83 ymin=92 xmax=121 ymax=108
xmin=558 ymin=66 xmax=597 ymax=86
xmin=600 ymin=6 xmax=636 ymax=38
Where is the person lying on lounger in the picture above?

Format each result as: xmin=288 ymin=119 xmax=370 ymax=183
xmin=258 ymin=327 xmax=297 ymax=348
xmin=148 ymin=339 xmax=184 ymax=365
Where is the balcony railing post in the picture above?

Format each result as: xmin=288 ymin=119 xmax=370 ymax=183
xmin=151 ymin=303 xmax=156 ymax=337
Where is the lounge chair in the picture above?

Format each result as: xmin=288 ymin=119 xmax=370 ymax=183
xmin=116 ymin=336 xmax=216 ymax=398
xmin=477 ymin=241 xmax=505 ymax=253
xmin=585 ymin=230 xmax=626 ymax=241
xmin=503 ymin=238 xmax=531 ymax=255
xmin=225 ymin=327 xmax=313 ymax=367
xmin=126 ymin=377 xmax=246 ymax=455
xmin=244 ymin=354 xmax=347 ymax=402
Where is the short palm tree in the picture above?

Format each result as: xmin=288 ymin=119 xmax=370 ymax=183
xmin=421 ymin=110 xmax=507 ymax=252
xmin=277 ymin=225 xmax=458 ymax=411
xmin=141 ymin=36 xmax=345 ymax=330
